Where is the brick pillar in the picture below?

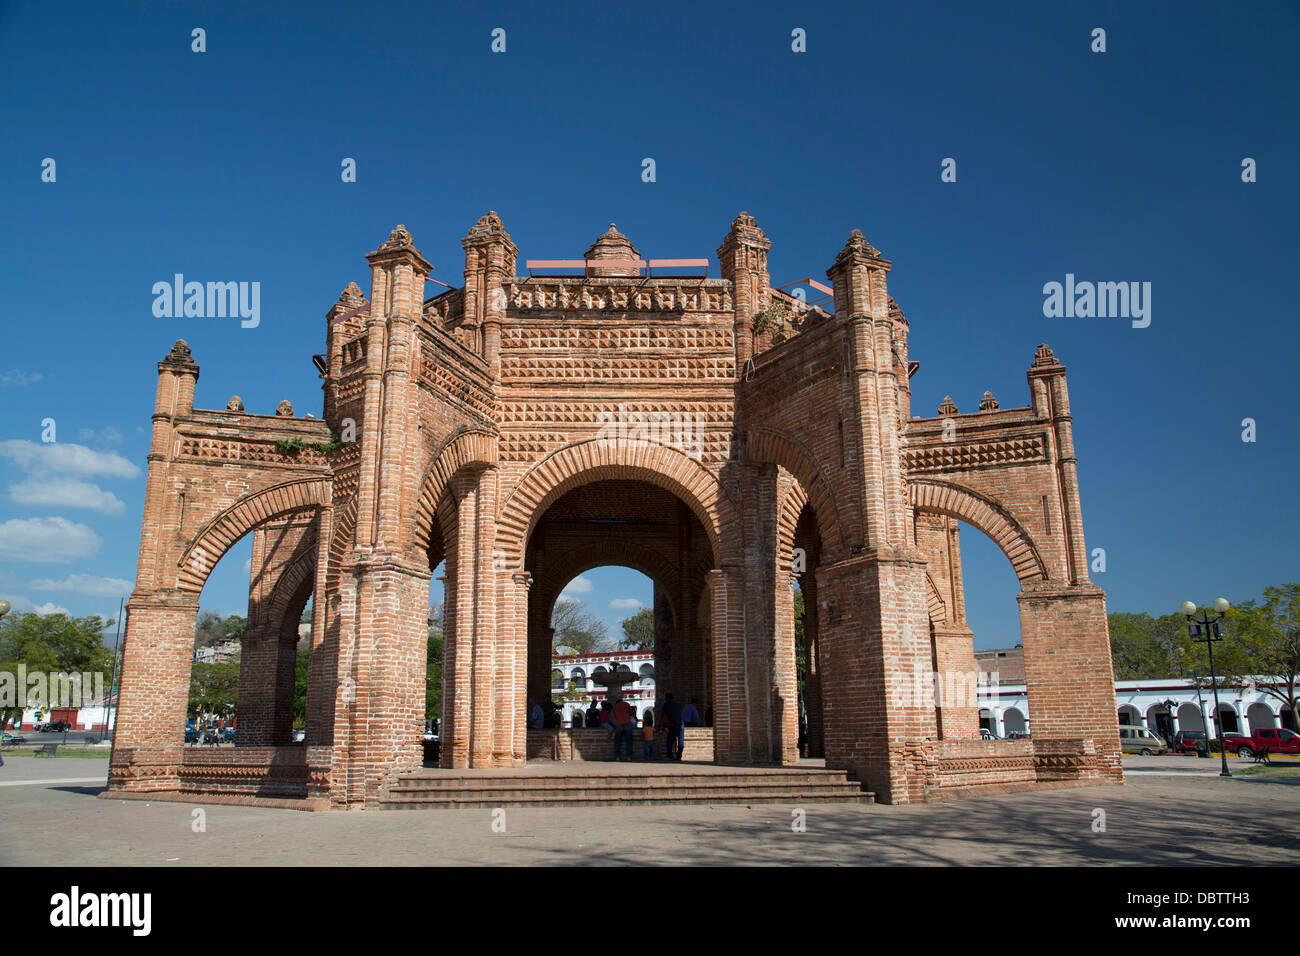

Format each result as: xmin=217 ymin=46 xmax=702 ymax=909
xmin=816 ymin=549 xmax=936 ymax=805
xmin=236 ymin=627 xmax=277 ymax=745
xmin=710 ymin=463 xmax=798 ymax=766
xmin=272 ymin=634 xmax=298 ymax=745
xmin=932 ymin=625 xmax=979 ymax=740
xmin=800 ymin=569 xmax=824 ymax=757
xmin=717 ymin=211 xmax=770 ymax=370
xmin=329 ymin=560 xmax=430 ymax=805
xmin=108 ymin=590 xmax=200 ymax=792
xmin=461 ymin=211 xmax=517 ymax=375
xmin=440 ymin=467 xmax=499 ymax=768
xmin=1019 ymin=584 xmax=1122 ymax=781
xmin=498 ymin=572 xmax=531 ymax=765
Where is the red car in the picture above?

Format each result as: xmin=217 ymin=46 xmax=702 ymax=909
xmin=1224 ymin=728 xmax=1300 ymax=758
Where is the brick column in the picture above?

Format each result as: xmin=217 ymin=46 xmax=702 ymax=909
xmin=1018 ymin=584 xmax=1122 ymax=781
xmin=932 ymin=625 xmax=979 ymax=740
xmin=108 ymin=590 xmax=200 ymax=792
xmin=800 ymin=569 xmax=824 ymax=757
xmin=709 ymin=463 xmax=799 ymax=766
xmin=816 ymin=548 xmax=936 ymax=805
xmin=236 ymin=627 xmax=278 ymax=745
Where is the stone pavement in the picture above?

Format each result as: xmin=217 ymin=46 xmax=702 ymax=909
xmin=0 ymin=755 xmax=1296 ymax=866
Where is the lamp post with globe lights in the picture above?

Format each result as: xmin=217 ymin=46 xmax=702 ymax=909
xmin=1182 ymin=598 xmax=1233 ymax=778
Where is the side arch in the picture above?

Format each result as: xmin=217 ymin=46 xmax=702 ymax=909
xmin=413 ymin=426 xmax=499 ymax=554
xmin=177 ymin=478 xmax=331 ymax=592
xmin=496 ymin=438 xmax=731 ymax=566
xmin=745 ymin=425 xmax=849 ymax=559
xmin=908 ymin=478 xmax=1049 ymax=585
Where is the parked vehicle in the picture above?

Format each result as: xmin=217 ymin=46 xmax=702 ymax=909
xmin=1119 ymin=724 xmax=1169 ymax=755
xmin=1223 ymin=728 xmax=1300 ymax=758
xmin=39 ymin=720 xmax=72 ymax=733
xmin=979 ymin=729 xmax=998 ymax=741
xmin=291 ymin=730 xmax=304 ymax=743
xmin=184 ymin=728 xmax=200 ymax=744
xmin=1006 ymin=730 xmax=1031 ymax=741
xmin=201 ymin=729 xmax=221 ymax=745
xmin=1171 ymin=730 xmax=1209 ymax=757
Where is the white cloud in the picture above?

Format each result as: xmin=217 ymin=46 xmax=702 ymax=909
xmin=0 ymin=440 xmax=141 ymax=479
xmin=0 ymin=517 xmax=103 ymax=563
xmin=561 ymin=575 xmax=593 ymax=595
xmin=9 ymin=477 xmax=125 ymax=514
xmin=0 ymin=593 xmax=69 ymax=616
xmin=0 ymin=370 xmax=41 ymax=387
xmin=29 ymin=573 xmax=134 ymax=597
xmin=610 ymin=598 xmax=643 ymax=610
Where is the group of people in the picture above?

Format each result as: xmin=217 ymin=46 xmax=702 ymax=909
xmin=527 ymin=693 xmax=704 ymax=762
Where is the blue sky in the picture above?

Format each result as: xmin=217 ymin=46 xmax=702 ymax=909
xmin=1 ymin=1 xmax=1296 ymax=649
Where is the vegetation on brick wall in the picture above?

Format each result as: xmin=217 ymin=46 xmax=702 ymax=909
xmin=274 ymin=432 xmax=346 ymax=457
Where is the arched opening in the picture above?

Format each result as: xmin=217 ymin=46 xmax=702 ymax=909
xmin=1002 ymin=707 xmax=1028 ymax=736
xmin=1246 ymin=702 xmax=1276 ymax=733
xmin=1118 ymin=704 xmax=1143 ymax=727
xmin=522 ymin=478 xmax=717 ymax=754
xmin=1216 ymin=703 xmax=1240 ymax=735
xmin=1178 ymin=702 xmax=1206 ymax=733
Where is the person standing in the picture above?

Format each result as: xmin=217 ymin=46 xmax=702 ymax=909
xmin=662 ymin=693 xmax=684 ymax=761
xmin=642 ymin=709 xmax=656 ymax=762
xmin=612 ymin=697 xmax=634 ymax=761
xmin=681 ymin=698 xmax=701 ymax=727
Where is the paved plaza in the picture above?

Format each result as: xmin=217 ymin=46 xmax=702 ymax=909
xmin=0 ymin=755 xmax=1296 ymax=866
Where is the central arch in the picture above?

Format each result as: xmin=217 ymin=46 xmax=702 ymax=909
xmin=496 ymin=438 xmax=733 ymax=565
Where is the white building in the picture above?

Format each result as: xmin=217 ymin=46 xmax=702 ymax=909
xmin=979 ymin=677 xmax=1294 ymax=739
xmin=550 ymin=650 xmax=658 ymax=727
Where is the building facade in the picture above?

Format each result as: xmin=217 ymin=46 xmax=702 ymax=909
xmin=107 ymin=213 xmax=1122 ymax=806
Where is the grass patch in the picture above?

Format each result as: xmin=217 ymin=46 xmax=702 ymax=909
xmin=2 ymin=747 xmax=111 ymax=759
xmin=1232 ymin=764 xmax=1300 ymax=778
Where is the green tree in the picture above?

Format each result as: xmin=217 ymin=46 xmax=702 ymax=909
xmin=188 ymin=661 xmax=240 ymax=721
xmin=619 ymin=607 xmax=654 ymax=650
xmin=426 ymin=604 xmax=443 ymax=720
xmin=194 ymin=611 xmax=245 ymax=648
xmin=551 ymin=599 xmax=611 ymax=654
xmin=0 ymin=612 xmax=114 ymax=729
xmin=1220 ymin=584 xmax=1300 ymax=727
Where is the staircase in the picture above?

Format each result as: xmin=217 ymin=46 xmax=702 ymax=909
xmin=377 ymin=767 xmax=873 ymax=809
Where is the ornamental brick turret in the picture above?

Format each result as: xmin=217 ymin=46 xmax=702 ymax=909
xmin=584 ymin=223 xmax=641 ymax=277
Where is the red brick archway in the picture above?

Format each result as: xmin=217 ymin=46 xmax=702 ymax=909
xmin=176 ymin=477 xmax=332 ymax=592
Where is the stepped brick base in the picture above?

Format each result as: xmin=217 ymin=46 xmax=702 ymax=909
xmin=378 ymin=764 xmax=872 ymax=809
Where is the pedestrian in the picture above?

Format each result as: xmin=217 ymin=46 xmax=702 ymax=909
xmin=642 ymin=709 xmax=656 ymax=762
xmin=600 ymin=699 xmax=615 ymax=733
xmin=585 ymin=700 xmax=601 ymax=728
xmin=529 ymin=699 xmax=544 ymax=730
xmin=612 ymin=697 xmax=634 ymax=761
xmin=681 ymin=697 xmax=701 ymax=727
xmin=662 ymin=693 xmax=684 ymax=760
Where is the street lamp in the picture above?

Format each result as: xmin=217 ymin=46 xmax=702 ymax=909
xmin=1182 ymin=598 xmax=1232 ymax=778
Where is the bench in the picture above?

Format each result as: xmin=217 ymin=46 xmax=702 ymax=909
xmin=34 ymin=743 xmax=59 ymax=757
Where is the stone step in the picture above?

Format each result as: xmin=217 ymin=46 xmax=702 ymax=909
xmin=393 ymin=770 xmax=859 ymax=790
xmin=378 ymin=767 xmax=873 ymax=808
xmin=377 ymin=789 xmax=874 ymax=809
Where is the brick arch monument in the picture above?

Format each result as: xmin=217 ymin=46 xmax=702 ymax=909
xmin=108 ymin=214 xmax=1121 ymax=807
